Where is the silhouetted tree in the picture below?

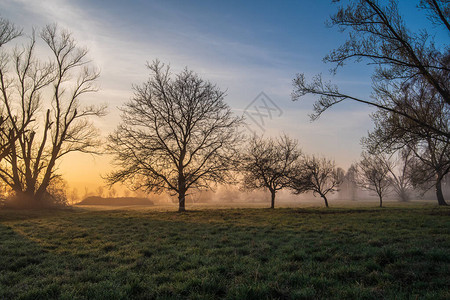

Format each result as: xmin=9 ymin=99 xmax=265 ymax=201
xmin=365 ymin=78 xmax=450 ymax=205
xmin=0 ymin=18 xmax=22 ymax=164
xmin=419 ymin=0 xmax=450 ymax=31
xmin=107 ymin=61 xmax=243 ymax=212
xmin=292 ymin=155 xmax=343 ymax=208
xmin=407 ymin=140 xmax=450 ymax=205
xmin=385 ymin=149 xmax=414 ymax=202
xmin=292 ymin=0 xmax=450 ymax=140
xmin=69 ymin=187 xmax=79 ymax=205
xmin=95 ymin=186 xmax=105 ymax=198
xmin=0 ymin=18 xmax=22 ymax=46
xmin=107 ymin=187 xmax=117 ymax=198
xmin=0 ymin=22 xmax=105 ymax=206
xmin=0 ymin=117 xmax=14 ymax=163
xmin=356 ymin=152 xmax=391 ymax=207
xmin=342 ymin=164 xmax=358 ymax=201
xmin=46 ymin=176 xmax=68 ymax=206
xmin=241 ymin=134 xmax=302 ymax=209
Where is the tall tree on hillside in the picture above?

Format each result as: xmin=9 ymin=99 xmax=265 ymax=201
xmin=241 ymin=134 xmax=302 ymax=209
xmin=0 ymin=21 xmax=105 ymax=206
xmin=107 ymin=61 xmax=243 ymax=212
xmin=291 ymin=155 xmax=343 ymax=208
xmin=292 ymin=0 xmax=450 ymax=140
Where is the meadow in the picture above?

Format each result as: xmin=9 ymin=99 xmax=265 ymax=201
xmin=0 ymin=205 xmax=449 ymax=299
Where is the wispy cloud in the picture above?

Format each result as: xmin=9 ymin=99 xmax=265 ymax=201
xmin=1 ymin=0 xmax=377 ymax=187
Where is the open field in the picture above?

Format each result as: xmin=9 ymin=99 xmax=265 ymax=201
xmin=75 ymin=198 xmax=446 ymax=211
xmin=0 ymin=205 xmax=449 ymax=299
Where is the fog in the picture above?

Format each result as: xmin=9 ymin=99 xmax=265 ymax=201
xmin=69 ymin=179 xmax=450 ymax=210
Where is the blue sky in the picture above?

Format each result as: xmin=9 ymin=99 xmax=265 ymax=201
xmin=1 ymin=0 xmax=443 ymax=190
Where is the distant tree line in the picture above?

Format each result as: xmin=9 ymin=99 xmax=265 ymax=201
xmin=0 ymin=0 xmax=448 ymax=210
xmin=292 ymin=0 xmax=449 ymax=205
xmin=104 ymin=61 xmax=383 ymax=210
xmin=106 ymin=58 xmax=449 ymax=210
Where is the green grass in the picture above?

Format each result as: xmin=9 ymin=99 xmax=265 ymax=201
xmin=0 ymin=206 xmax=449 ymax=299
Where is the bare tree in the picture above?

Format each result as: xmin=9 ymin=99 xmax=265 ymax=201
xmin=106 ymin=61 xmax=243 ymax=212
xmin=0 ymin=22 xmax=106 ymax=206
xmin=83 ymin=187 xmax=91 ymax=200
xmin=0 ymin=18 xmax=22 ymax=164
xmin=241 ymin=134 xmax=302 ymax=209
xmin=292 ymin=155 xmax=343 ymax=208
xmin=107 ymin=187 xmax=117 ymax=198
xmin=69 ymin=187 xmax=79 ymax=205
xmin=96 ymin=186 xmax=105 ymax=198
xmin=356 ymin=152 xmax=391 ymax=207
xmin=0 ymin=18 xmax=22 ymax=46
xmin=341 ymin=164 xmax=358 ymax=201
xmin=46 ymin=176 xmax=68 ymax=206
xmin=407 ymin=139 xmax=450 ymax=205
xmin=419 ymin=0 xmax=450 ymax=31
xmin=292 ymin=0 xmax=450 ymax=140
xmin=385 ymin=149 xmax=415 ymax=202
xmin=0 ymin=116 xmax=14 ymax=163
xmin=365 ymin=78 xmax=450 ymax=205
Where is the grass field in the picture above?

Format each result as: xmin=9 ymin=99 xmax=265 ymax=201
xmin=0 ymin=205 xmax=449 ymax=299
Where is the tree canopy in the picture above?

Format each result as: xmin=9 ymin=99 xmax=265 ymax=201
xmin=292 ymin=0 xmax=450 ymax=140
xmin=107 ymin=61 xmax=243 ymax=211
xmin=0 ymin=20 xmax=105 ymax=207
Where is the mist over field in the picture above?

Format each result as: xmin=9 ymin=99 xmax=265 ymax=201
xmin=71 ymin=181 xmax=450 ymax=210
xmin=0 ymin=0 xmax=449 ymax=299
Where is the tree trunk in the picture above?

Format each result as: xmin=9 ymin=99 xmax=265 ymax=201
xmin=178 ymin=192 xmax=186 ymax=212
xmin=379 ymin=195 xmax=383 ymax=208
xmin=35 ymin=151 xmax=59 ymax=202
xmin=321 ymin=194 xmax=329 ymax=208
xmin=398 ymin=188 xmax=409 ymax=202
xmin=24 ymin=188 xmax=36 ymax=202
xmin=178 ymin=174 xmax=186 ymax=212
xmin=34 ymin=184 xmax=48 ymax=202
xmin=270 ymin=190 xmax=276 ymax=209
xmin=10 ymin=188 xmax=38 ymax=208
xmin=435 ymin=179 xmax=448 ymax=206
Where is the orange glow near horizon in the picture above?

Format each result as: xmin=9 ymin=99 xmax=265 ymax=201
xmin=59 ymin=152 xmax=113 ymax=192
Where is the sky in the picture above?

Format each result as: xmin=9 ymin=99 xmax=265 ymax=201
xmin=0 ymin=0 xmax=440 ymax=193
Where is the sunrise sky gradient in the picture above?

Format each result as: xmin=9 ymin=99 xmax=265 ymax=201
xmin=1 ymin=0 xmax=441 ymax=192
